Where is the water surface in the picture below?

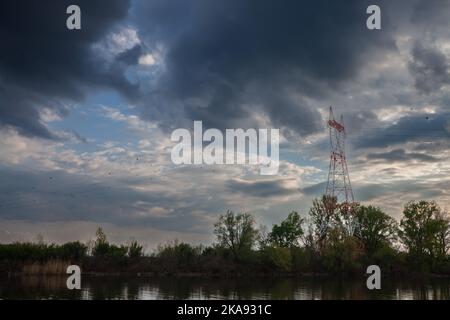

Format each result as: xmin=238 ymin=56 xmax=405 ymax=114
xmin=0 ymin=276 xmax=449 ymax=300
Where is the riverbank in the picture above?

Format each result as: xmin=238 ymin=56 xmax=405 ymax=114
xmin=3 ymin=259 xmax=450 ymax=280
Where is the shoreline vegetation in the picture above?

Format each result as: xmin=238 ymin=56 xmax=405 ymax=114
xmin=1 ymin=197 xmax=449 ymax=278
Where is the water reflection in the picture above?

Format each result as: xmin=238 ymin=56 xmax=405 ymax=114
xmin=0 ymin=276 xmax=449 ymax=300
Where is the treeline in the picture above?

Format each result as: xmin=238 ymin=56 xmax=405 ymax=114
xmin=0 ymin=197 xmax=449 ymax=276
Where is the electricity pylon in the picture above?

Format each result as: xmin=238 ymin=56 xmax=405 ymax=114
xmin=325 ymin=106 xmax=354 ymax=204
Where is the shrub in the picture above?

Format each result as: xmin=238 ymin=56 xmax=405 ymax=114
xmin=261 ymin=246 xmax=292 ymax=272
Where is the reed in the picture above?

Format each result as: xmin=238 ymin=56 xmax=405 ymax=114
xmin=22 ymin=260 xmax=71 ymax=275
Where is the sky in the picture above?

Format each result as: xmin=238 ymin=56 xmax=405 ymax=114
xmin=1 ymin=0 xmax=450 ymax=250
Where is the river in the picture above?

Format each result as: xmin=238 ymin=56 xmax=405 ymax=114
xmin=0 ymin=275 xmax=449 ymax=300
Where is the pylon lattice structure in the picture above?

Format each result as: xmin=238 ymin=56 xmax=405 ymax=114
xmin=325 ymin=106 xmax=354 ymax=204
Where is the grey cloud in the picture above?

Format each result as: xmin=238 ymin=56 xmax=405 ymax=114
xmin=411 ymin=0 xmax=450 ymax=28
xmin=225 ymin=179 xmax=297 ymax=198
xmin=408 ymin=42 xmax=450 ymax=94
xmin=345 ymin=110 xmax=380 ymax=133
xmin=353 ymin=112 xmax=450 ymax=149
xmin=0 ymin=167 xmax=217 ymax=233
xmin=356 ymin=181 xmax=445 ymax=202
xmin=116 ymin=45 xmax=143 ymax=66
xmin=367 ymin=148 xmax=440 ymax=163
xmin=300 ymin=182 xmax=327 ymax=197
xmin=68 ymin=130 xmax=89 ymax=144
xmin=0 ymin=85 xmax=63 ymax=139
xmin=414 ymin=140 xmax=450 ymax=153
xmin=300 ymin=180 xmax=446 ymax=204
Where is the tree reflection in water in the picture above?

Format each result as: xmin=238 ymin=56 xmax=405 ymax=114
xmin=0 ymin=276 xmax=448 ymax=300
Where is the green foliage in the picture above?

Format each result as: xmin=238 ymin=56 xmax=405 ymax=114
xmin=93 ymin=243 xmax=128 ymax=259
xmin=354 ymin=205 xmax=398 ymax=256
xmin=306 ymin=199 xmax=400 ymax=274
xmin=92 ymin=227 xmax=128 ymax=261
xmin=321 ymin=229 xmax=364 ymax=274
xmin=155 ymin=241 xmax=203 ymax=273
xmin=290 ymin=246 xmax=312 ymax=273
xmin=268 ymin=211 xmax=304 ymax=247
xmin=370 ymin=244 xmax=404 ymax=274
xmin=214 ymin=210 xmax=259 ymax=260
xmin=431 ymin=211 xmax=450 ymax=259
xmin=128 ymin=239 xmax=144 ymax=259
xmin=399 ymin=201 xmax=449 ymax=260
xmin=0 ymin=241 xmax=87 ymax=263
xmin=261 ymin=246 xmax=292 ymax=272
xmin=308 ymin=196 xmax=360 ymax=250
xmin=308 ymin=195 xmax=337 ymax=248
xmin=60 ymin=241 xmax=88 ymax=260
xmin=95 ymin=227 xmax=107 ymax=246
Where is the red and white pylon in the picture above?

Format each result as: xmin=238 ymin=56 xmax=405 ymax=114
xmin=325 ymin=106 xmax=354 ymax=204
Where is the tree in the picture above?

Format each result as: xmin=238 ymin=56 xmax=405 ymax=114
xmin=308 ymin=195 xmax=337 ymax=249
xmin=257 ymin=224 xmax=270 ymax=249
xmin=336 ymin=201 xmax=360 ymax=237
xmin=261 ymin=246 xmax=292 ymax=272
xmin=321 ymin=228 xmax=364 ymax=274
xmin=95 ymin=227 xmax=107 ymax=246
xmin=93 ymin=227 xmax=109 ymax=258
xmin=61 ymin=241 xmax=88 ymax=261
xmin=127 ymin=239 xmax=144 ymax=259
xmin=434 ymin=211 xmax=450 ymax=258
xmin=35 ymin=234 xmax=45 ymax=245
xmin=354 ymin=205 xmax=398 ymax=256
xmin=399 ymin=201 xmax=445 ymax=259
xmin=268 ymin=211 xmax=304 ymax=247
xmin=214 ymin=210 xmax=258 ymax=259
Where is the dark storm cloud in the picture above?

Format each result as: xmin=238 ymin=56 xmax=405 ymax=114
xmin=366 ymin=148 xmax=440 ymax=163
xmin=225 ymin=179 xmax=297 ymax=198
xmin=409 ymin=43 xmax=450 ymax=94
xmin=0 ymin=0 xmax=134 ymax=139
xmin=353 ymin=112 xmax=450 ymax=149
xmin=134 ymin=0 xmax=397 ymax=134
xmin=0 ymin=85 xmax=68 ymax=139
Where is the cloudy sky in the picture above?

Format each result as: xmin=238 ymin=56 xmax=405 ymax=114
xmin=1 ymin=0 xmax=450 ymax=249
